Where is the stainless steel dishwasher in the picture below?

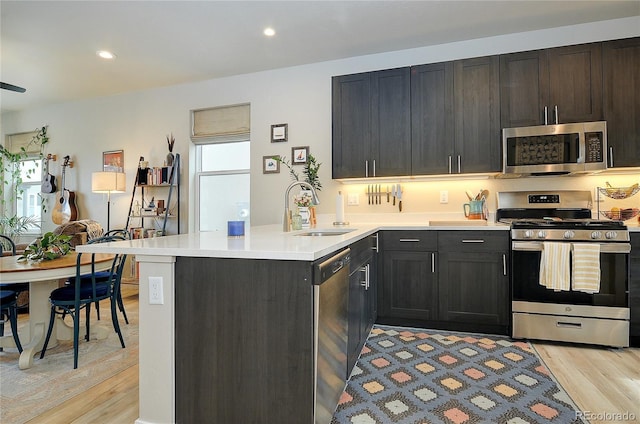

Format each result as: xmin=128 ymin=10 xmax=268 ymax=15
xmin=313 ymin=248 xmax=350 ymax=424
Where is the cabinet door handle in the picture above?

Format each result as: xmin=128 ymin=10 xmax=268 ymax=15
xmin=502 ymin=254 xmax=507 ymax=276
xmin=431 ymin=252 xmax=436 ymax=273
xmin=365 ymin=160 xmax=369 ymax=178
xmin=461 ymin=239 xmax=485 ymax=243
xmin=544 ymin=106 xmax=548 ymax=125
xmin=457 ymin=155 xmax=461 ymax=173
xmin=609 ymin=147 xmax=614 ymax=167
xmin=448 ymin=155 xmax=452 ymax=174
xmin=554 ymin=105 xmax=559 ymax=124
xmin=372 ymin=234 xmax=379 ymax=253
xmin=399 ymin=238 xmax=420 ymax=242
xmin=372 ymin=159 xmax=376 ymax=177
xmin=366 ymin=264 xmax=370 ymax=289
xmin=360 ymin=264 xmax=370 ymax=289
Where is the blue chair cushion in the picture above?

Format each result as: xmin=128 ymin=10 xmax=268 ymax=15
xmin=0 ymin=290 xmax=17 ymax=306
xmin=50 ymin=282 xmax=110 ymax=301
xmin=68 ymin=271 xmax=112 ymax=285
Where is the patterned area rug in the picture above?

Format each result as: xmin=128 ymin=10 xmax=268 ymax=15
xmin=0 ymin=303 xmax=138 ymax=424
xmin=332 ymin=325 xmax=584 ymax=424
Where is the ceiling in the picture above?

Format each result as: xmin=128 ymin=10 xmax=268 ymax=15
xmin=1 ymin=1 xmax=639 ymax=114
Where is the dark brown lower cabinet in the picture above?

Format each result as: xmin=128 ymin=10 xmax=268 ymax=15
xmin=378 ymin=232 xmax=438 ymax=322
xmin=630 ymin=233 xmax=640 ymax=347
xmin=174 ymin=257 xmax=314 ymax=423
xmin=438 ymin=231 xmax=509 ymax=333
xmin=378 ymin=230 xmax=510 ymax=335
xmin=347 ymin=235 xmax=378 ymax=376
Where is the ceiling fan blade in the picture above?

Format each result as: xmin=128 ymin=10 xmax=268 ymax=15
xmin=1 ymin=82 xmax=26 ymax=93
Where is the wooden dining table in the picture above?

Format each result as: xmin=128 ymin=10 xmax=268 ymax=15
xmin=0 ymin=252 xmax=114 ymax=369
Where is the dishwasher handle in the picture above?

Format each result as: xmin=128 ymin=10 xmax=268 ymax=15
xmin=314 ymin=248 xmax=351 ymax=284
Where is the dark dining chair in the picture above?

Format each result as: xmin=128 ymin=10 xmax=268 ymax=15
xmin=0 ymin=290 xmax=23 ymax=353
xmin=40 ymin=234 xmax=127 ymax=369
xmin=66 ymin=229 xmax=130 ymax=324
xmin=0 ymin=234 xmax=30 ymax=312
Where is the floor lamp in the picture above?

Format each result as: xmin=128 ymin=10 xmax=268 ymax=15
xmin=92 ymin=172 xmax=126 ymax=232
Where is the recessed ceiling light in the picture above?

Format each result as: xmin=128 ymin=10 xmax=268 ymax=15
xmin=263 ymin=27 xmax=276 ymax=37
xmin=97 ymin=50 xmax=116 ymax=60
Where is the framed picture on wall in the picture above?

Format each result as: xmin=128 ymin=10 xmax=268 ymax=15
xmin=103 ymin=150 xmax=124 ymax=172
xmin=263 ymin=156 xmax=280 ymax=174
xmin=291 ymin=146 xmax=309 ymax=165
xmin=271 ymin=123 xmax=288 ymax=142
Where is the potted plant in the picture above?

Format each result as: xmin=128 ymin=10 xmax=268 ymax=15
xmin=275 ymin=153 xmax=322 ymax=192
xmin=276 ymin=153 xmax=322 ymax=226
xmin=18 ymin=231 xmax=72 ymax=262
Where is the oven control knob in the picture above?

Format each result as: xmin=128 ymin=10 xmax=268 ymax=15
xmin=591 ymin=231 xmax=602 ymax=240
xmin=537 ymin=230 xmax=547 ymax=239
xmin=605 ymin=231 xmax=618 ymax=240
xmin=563 ymin=230 xmax=575 ymax=239
xmin=524 ymin=230 xmax=534 ymax=239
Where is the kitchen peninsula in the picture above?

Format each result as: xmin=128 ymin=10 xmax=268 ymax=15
xmin=77 ymin=220 xmax=507 ymax=423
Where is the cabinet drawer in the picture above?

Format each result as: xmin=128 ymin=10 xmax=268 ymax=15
xmin=381 ymin=231 xmax=436 ymax=251
xmin=438 ymin=231 xmax=507 ymax=252
xmin=350 ymin=235 xmax=375 ymax=270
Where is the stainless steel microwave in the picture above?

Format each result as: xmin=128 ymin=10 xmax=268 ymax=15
xmin=502 ymin=121 xmax=607 ymax=176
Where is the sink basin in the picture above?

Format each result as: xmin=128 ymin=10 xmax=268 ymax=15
xmin=294 ymin=229 xmax=355 ymax=236
xmin=429 ymin=220 xmax=487 ymax=226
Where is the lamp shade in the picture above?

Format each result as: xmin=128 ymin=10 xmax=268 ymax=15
xmin=92 ymin=172 xmax=126 ymax=193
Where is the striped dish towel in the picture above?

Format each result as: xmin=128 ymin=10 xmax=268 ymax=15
xmin=572 ymin=243 xmax=601 ymax=293
xmin=539 ymin=242 xmax=571 ymax=291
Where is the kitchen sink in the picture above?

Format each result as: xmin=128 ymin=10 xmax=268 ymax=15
xmin=294 ymin=229 xmax=355 ymax=236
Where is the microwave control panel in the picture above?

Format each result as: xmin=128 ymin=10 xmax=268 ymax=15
xmin=585 ymin=131 xmax=604 ymax=163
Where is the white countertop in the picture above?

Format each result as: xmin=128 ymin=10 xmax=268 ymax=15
xmin=76 ymin=219 xmax=509 ymax=261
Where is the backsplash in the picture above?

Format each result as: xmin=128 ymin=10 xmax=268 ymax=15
xmin=338 ymin=173 xmax=640 ymax=222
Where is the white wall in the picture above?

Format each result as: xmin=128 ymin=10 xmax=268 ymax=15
xmin=2 ymin=17 xmax=639 ymax=232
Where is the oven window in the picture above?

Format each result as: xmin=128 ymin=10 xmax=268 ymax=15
xmin=506 ymin=133 xmax=579 ymax=166
xmin=512 ymin=250 xmax=628 ymax=307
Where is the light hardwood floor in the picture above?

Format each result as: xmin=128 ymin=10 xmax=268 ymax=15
xmin=21 ymin=284 xmax=640 ymax=423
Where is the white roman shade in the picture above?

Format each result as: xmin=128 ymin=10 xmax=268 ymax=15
xmin=4 ymin=130 xmax=40 ymax=154
xmin=190 ymin=103 xmax=250 ymax=144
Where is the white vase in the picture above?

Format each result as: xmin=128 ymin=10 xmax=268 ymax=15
xmin=298 ymin=207 xmax=310 ymax=228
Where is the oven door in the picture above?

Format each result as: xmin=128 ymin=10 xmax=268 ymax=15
xmin=511 ymin=241 xmax=630 ymax=308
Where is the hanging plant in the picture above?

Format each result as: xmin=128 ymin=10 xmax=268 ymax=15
xmin=0 ymin=125 xmax=50 ymax=235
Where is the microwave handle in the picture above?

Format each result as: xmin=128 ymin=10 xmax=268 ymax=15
xmin=512 ymin=241 xmax=631 ymax=254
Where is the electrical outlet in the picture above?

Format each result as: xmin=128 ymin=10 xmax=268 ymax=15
xmin=347 ymin=193 xmax=359 ymax=206
xmin=440 ymin=190 xmax=449 ymax=204
xmin=149 ymin=276 xmax=164 ymax=305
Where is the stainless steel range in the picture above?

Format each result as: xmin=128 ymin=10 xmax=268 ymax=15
xmin=497 ymin=190 xmax=630 ymax=347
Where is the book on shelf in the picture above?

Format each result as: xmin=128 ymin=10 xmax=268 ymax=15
xmin=139 ymin=166 xmax=172 ymax=185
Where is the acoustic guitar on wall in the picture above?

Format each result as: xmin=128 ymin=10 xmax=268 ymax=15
xmin=41 ymin=153 xmax=57 ymax=194
xmin=52 ymin=155 xmax=78 ymax=224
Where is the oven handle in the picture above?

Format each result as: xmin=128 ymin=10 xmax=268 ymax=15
xmin=512 ymin=241 xmax=631 ymax=254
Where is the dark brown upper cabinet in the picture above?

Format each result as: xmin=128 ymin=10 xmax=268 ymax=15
xmin=332 ymin=72 xmax=371 ymax=179
xmin=332 ymin=68 xmax=411 ymax=178
xmin=603 ymin=37 xmax=640 ymax=168
xmin=412 ymin=56 xmax=501 ymax=175
xmin=500 ymin=43 xmax=603 ymax=128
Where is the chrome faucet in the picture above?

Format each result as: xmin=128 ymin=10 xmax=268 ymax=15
xmin=283 ymin=181 xmax=320 ymax=231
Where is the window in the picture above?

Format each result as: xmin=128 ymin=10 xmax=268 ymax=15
xmin=191 ymin=103 xmax=251 ymax=233
xmin=195 ymin=141 xmax=250 ymax=232
xmin=12 ymin=158 xmax=42 ymax=234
